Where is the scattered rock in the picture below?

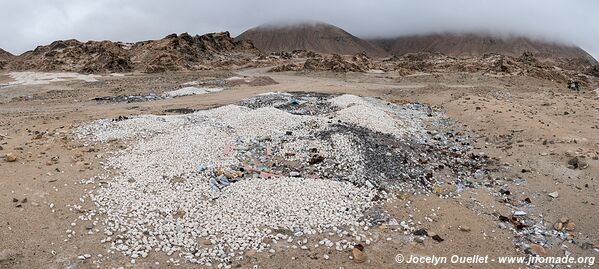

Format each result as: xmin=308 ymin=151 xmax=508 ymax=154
xmin=351 ymin=247 xmax=366 ymax=263
xmin=304 ymin=54 xmax=365 ymax=73
xmin=431 ymin=234 xmax=444 ymax=242
xmin=529 ymin=244 xmax=547 ymax=256
xmin=308 ymin=154 xmax=325 ymax=165
xmin=548 ymin=192 xmax=559 ymax=198
xmin=4 ymin=153 xmax=17 ymax=162
xmin=458 ymin=226 xmax=471 ymax=232
xmin=581 ymin=242 xmax=595 ymax=250
xmin=413 ymin=228 xmax=428 ymax=236
xmin=0 ymin=249 xmax=19 ymax=263
xmin=553 ymin=222 xmax=563 ymax=231
xmin=554 ymin=217 xmax=575 ymax=232
xmin=567 ymin=157 xmax=588 ymax=169
xmin=268 ymin=63 xmax=303 ymax=72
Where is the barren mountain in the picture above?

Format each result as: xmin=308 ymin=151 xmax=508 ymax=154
xmin=7 ymin=32 xmax=260 ymax=73
xmin=236 ymin=22 xmax=388 ymax=57
xmin=371 ymin=33 xmax=597 ymax=64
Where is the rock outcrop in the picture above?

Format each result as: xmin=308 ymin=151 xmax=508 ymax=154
xmin=0 ymin=48 xmax=14 ymax=70
xmin=7 ymin=32 xmax=260 ymax=73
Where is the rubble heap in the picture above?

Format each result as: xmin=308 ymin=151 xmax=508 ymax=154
xmin=75 ymin=93 xmax=493 ymax=267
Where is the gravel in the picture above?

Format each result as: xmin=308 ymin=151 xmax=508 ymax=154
xmin=162 ymin=86 xmax=224 ymax=97
xmin=75 ymin=92 xmax=487 ymax=266
xmin=7 ymin=71 xmax=101 ymax=85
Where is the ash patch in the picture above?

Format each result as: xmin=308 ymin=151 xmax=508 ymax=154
xmin=163 ymin=108 xmax=198 ymax=114
xmin=239 ymin=92 xmax=340 ymax=115
xmin=316 ymin=123 xmax=492 ymax=192
xmin=92 ymin=93 xmax=160 ymax=103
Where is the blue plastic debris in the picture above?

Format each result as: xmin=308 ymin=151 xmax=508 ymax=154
xmin=290 ymin=96 xmax=300 ymax=105
xmin=196 ymin=164 xmax=207 ymax=172
xmin=210 ymin=175 xmax=231 ymax=192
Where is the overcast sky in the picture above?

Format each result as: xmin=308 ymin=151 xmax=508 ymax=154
xmin=1 ymin=0 xmax=598 ymax=59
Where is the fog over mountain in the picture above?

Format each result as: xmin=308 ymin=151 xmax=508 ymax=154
xmin=0 ymin=0 xmax=597 ymax=59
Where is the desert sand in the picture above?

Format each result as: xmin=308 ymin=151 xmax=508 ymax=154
xmin=1 ymin=65 xmax=598 ymax=268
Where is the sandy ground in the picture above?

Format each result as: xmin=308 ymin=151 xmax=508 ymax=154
xmin=1 ymin=69 xmax=598 ymax=269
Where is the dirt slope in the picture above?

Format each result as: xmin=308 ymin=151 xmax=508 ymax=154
xmin=236 ymin=22 xmax=388 ymax=57
xmin=371 ymin=33 xmax=597 ymax=64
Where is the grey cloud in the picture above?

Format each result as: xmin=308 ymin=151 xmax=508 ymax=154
xmin=1 ymin=0 xmax=597 ymax=59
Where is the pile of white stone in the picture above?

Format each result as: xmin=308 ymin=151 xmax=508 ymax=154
xmin=7 ymin=71 xmax=101 ymax=85
xmin=162 ymin=86 xmax=224 ymax=98
xmin=75 ymin=93 xmax=432 ymax=266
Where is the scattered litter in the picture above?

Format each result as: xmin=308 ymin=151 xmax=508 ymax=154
xmin=513 ymin=211 xmax=527 ymax=216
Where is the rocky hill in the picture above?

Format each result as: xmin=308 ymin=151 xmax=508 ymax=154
xmin=130 ymin=32 xmax=258 ymax=72
xmin=370 ymin=33 xmax=597 ymax=64
xmin=10 ymin=39 xmax=132 ymax=73
xmin=236 ymin=22 xmax=388 ymax=57
xmin=0 ymin=48 xmax=14 ymax=70
xmin=7 ymin=32 xmax=260 ymax=73
xmin=4 ymin=28 xmax=597 ymax=74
